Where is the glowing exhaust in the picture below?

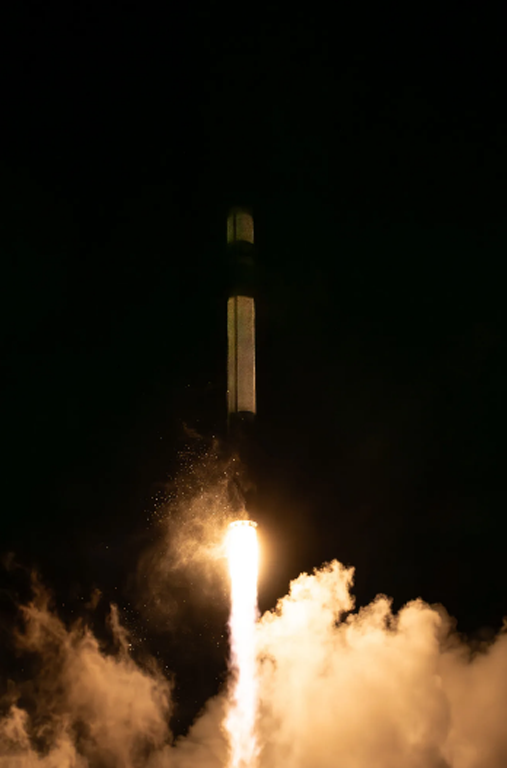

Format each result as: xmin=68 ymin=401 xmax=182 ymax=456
xmin=225 ymin=520 xmax=259 ymax=768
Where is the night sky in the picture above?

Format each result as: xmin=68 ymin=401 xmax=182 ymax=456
xmin=1 ymin=2 xmax=506 ymax=734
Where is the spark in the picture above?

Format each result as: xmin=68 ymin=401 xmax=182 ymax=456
xmin=225 ymin=520 xmax=259 ymax=768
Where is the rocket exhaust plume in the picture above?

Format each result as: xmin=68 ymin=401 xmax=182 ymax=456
xmin=225 ymin=520 xmax=259 ymax=768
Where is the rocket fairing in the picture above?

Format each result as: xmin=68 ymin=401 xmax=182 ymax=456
xmin=227 ymin=207 xmax=256 ymax=429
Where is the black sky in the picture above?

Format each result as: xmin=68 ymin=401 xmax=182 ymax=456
xmin=1 ymin=1 xmax=506 ymax=734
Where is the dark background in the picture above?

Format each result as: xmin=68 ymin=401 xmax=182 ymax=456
xmin=1 ymin=1 xmax=505 ymax=735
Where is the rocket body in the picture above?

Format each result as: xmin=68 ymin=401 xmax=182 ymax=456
xmin=227 ymin=208 xmax=256 ymax=429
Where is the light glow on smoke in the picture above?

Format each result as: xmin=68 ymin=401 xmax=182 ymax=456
xmin=224 ymin=520 xmax=259 ymax=768
xmin=3 ymin=486 xmax=507 ymax=767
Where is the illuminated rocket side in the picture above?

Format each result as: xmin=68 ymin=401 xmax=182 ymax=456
xmin=227 ymin=207 xmax=256 ymax=430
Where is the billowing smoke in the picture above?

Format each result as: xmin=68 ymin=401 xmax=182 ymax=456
xmin=256 ymin=562 xmax=507 ymax=768
xmin=2 ymin=557 xmax=507 ymax=766
xmin=0 ymin=577 xmax=171 ymax=767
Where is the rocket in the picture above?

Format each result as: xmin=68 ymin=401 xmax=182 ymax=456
xmin=226 ymin=207 xmax=256 ymax=432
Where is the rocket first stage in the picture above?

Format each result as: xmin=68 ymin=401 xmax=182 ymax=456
xmin=227 ymin=207 xmax=256 ymax=430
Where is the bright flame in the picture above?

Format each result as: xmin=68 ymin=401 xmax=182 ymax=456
xmin=225 ymin=520 xmax=259 ymax=768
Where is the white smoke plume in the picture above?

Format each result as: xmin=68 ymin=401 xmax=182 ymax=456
xmin=254 ymin=561 xmax=507 ymax=768
xmin=0 ymin=579 xmax=172 ymax=767
xmin=2 ymin=560 xmax=507 ymax=766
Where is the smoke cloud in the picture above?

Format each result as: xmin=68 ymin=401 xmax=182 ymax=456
xmin=254 ymin=561 xmax=507 ymax=768
xmin=136 ymin=443 xmax=247 ymax=623
xmin=2 ymin=559 xmax=507 ymax=766
xmin=0 ymin=578 xmax=172 ymax=767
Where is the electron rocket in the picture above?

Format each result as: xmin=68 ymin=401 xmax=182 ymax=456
xmin=226 ymin=207 xmax=256 ymax=432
